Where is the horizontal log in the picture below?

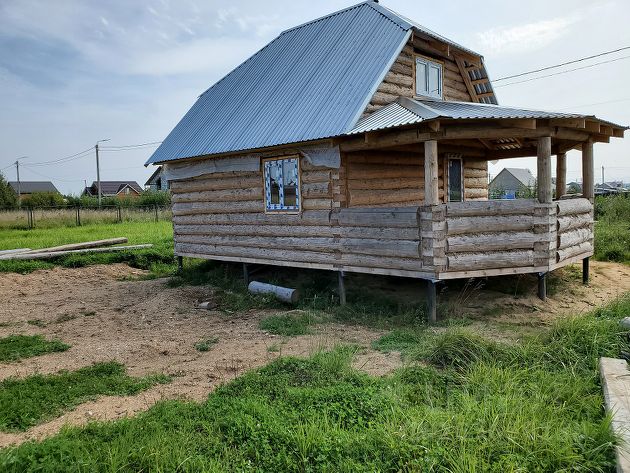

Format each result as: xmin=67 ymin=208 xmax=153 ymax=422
xmin=558 ymin=228 xmax=592 ymax=250
xmin=447 ymin=215 xmax=534 ymax=235
xmin=175 ymin=242 xmax=338 ymax=266
xmin=176 ymin=234 xmax=336 ymax=253
xmin=170 ymin=174 xmax=261 ymax=193
xmin=301 ymin=170 xmax=332 ymax=184
xmin=464 ymin=161 xmax=488 ymax=172
xmin=557 ymin=213 xmax=592 ymax=233
xmin=302 ymin=181 xmax=332 ymax=198
xmin=170 ymin=171 xmax=259 ymax=187
xmin=347 ymin=154 xmax=422 ymax=165
xmin=446 ymin=199 xmax=537 ymax=217
xmin=340 ymin=253 xmax=422 ymax=271
xmin=175 ymin=223 xmax=419 ymax=241
xmin=389 ymin=61 xmax=413 ymax=76
xmin=463 ymin=168 xmax=488 ymax=179
xmin=347 ymin=177 xmax=421 ymax=190
xmin=464 ymin=188 xmax=488 ymax=199
xmin=382 ymin=70 xmax=414 ymax=88
xmin=341 ymin=238 xmax=420 ymax=258
xmin=176 ymin=224 xmax=334 ymax=238
xmin=447 ymin=250 xmax=535 ymax=271
xmin=349 ymin=188 xmax=423 ymax=206
xmin=172 ymin=187 xmax=262 ymax=203
xmin=172 ymin=200 xmax=261 ymax=216
xmin=299 ymin=159 xmax=329 ymax=172
xmin=447 ymin=232 xmax=539 ymax=253
xmin=336 ymin=207 xmax=419 ymax=228
xmin=444 ymin=88 xmax=472 ymax=102
xmin=371 ymin=91 xmax=399 ymax=106
xmin=377 ymin=81 xmax=413 ymax=97
xmin=557 ymin=242 xmax=593 ymax=262
xmin=349 ymin=163 xmax=423 ymax=179
xmin=3 ymin=245 xmax=153 ymax=261
xmin=303 ymin=198 xmax=332 ymax=210
xmin=556 ymin=198 xmax=592 ymax=216
xmin=249 ymin=281 xmax=299 ymax=304
xmin=172 ymin=210 xmax=330 ymax=226
xmin=25 ymin=238 xmax=128 ymax=254
xmin=464 ymin=176 xmax=487 ymax=188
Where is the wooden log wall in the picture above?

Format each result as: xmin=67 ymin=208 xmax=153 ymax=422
xmin=363 ymin=39 xmax=474 ymax=118
xmin=345 ymin=150 xmax=443 ymax=207
xmin=555 ymin=198 xmax=594 ymax=262
xmin=463 ymin=159 xmax=488 ymax=201
xmin=442 ymin=200 xmax=545 ymax=272
xmin=170 ymin=155 xmax=429 ymax=278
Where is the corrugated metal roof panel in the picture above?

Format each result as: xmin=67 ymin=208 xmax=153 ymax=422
xmin=350 ymin=102 xmax=424 ymax=134
xmin=146 ymin=2 xmax=411 ymax=164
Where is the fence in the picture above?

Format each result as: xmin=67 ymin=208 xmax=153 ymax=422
xmin=0 ymin=205 xmax=172 ymax=230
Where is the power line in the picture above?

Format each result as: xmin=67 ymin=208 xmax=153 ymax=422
xmin=494 ymin=55 xmax=630 ymax=88
xmin=494 ymin=46 xmax=630 ymax=82
xmin=26 ymin=147 xmax=94 ymax=167
xmin=20 ymin=165 xmax=85 ymax=183
xmin=556 ymin=97 xmax=630 ymax=110
xmin=101 ymin=141 xmax=162 ymax=150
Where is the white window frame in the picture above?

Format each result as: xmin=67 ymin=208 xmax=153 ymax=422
xmin=446 ymin=154 xmax=464 ymax=202
xmin=415 ymin=56 xmax=443 ymax=100
xmin=263 ymin=156 xmax=301 ymax=213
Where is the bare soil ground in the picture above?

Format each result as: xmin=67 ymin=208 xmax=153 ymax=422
xmin=0 ymin=260 xmax=628 ymax=447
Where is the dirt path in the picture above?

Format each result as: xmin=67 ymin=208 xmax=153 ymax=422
xmin=0 ymin=264 xmax=395 ymax=447
xmin=0 ymin=261 xmax=628 ymax=447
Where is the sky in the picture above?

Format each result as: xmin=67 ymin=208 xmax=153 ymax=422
xmin=0 ymin=0 xmax=629 ymax=194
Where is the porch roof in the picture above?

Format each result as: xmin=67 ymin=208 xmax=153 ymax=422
xmin=349 ymin=97 xmax=627 ymax=135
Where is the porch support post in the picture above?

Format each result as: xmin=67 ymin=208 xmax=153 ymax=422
xmin=243 ymin=263 xmax=250 ymax=285
xmin=537 ymin=136 xmax=552 ymax=203
xmin=426 ymin=280 xmax=437 ymax=324
xmin=583 ymin=257 xmax=590 ymax=285
xmin=177 ymin=256 xmax=183 ymax=273
xmin=537 ymin=272 xmax=547 ymax=300
xmin=555 ymin=152 xmax=567 ymax=200
xmin=582 ymin=138 xmax=594 ymax=201
xmin=424 ymin=140 xmax=439 ymax=205
xmin=338 ymin=271 xmax=347 ymax=305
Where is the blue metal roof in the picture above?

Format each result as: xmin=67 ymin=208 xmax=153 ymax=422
xmin=348 ymin=97 xmax=623 ymax=134
xmin=147 ymin=1 xmax=417 ymax=164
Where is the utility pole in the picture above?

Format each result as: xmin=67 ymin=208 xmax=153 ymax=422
xmin=14 ymin=156 xmax=27 ymax=209
xmin=95 ymin=139 xmax=110 ymax=207
xmin=602 ymin=166 xmax=605 ymax=186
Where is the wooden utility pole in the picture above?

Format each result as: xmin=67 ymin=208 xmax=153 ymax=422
xmin=95 ymin=139 xmax=110 ymax=207
xmin=15 ymin=160 xmax=21 ymax=208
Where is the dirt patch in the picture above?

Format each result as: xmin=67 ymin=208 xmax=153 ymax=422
xmin=0 ymin=260 xmax=628 ymax=447
xmin=0 ymin=264 xmax=395 ymax=447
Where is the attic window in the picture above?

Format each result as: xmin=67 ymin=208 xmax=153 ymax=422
xmin=415 ymin=57 xmax=443 ymax=99
xmin=264 ymin=157 xmax=300 ymax=212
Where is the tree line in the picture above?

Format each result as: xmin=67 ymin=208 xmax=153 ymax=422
xmin=0 ymin=173 xmax=170 ymax=209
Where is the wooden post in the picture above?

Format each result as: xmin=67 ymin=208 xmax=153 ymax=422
xmin=154 ymin=205 xmax=159 ymax=222
xmin=537 ymin=136 xmax=552 ymax=203
xmin=76 ymin=207 xmax=81 ymax=226
xmin=117 ymin=207 xmax=122 ymax=223
xmin=424 ymin=140 xmax=439 ymax=205
xmin=537 ymin=272 xmax=547 ymax=300
xmin=177 ymin=256 xmax=183 ymax=273
xmin=242 ymin=263 xmax=249 ymax=285
xmin=555 ymin=152 xmax=567 ymax=200
xmin=338 ymin=271 xmax=346 ymax=305
xmin=582 ymin=139 xmax=594 ymax=201
xmin=583 ymin=257 xmax=590 ymax=285
xmin=427 ymin=280 xmax=437 ymax=324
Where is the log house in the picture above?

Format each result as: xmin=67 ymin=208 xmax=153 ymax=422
xmin=146 ymin=1 xmax=626 ymax=322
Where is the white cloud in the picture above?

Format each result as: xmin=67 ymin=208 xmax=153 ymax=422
xmin=476 ymin=15 xmax=580 ymax=54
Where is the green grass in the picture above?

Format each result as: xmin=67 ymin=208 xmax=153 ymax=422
xmin=0 ymin=335 xmax=69 ymax=362
xmin=0 ymin=362 xmax=170 ymax=432
xmin=594 ymin=195 xmax=630 ymax=264
xmin=194 ymin=337 xmax=219 ymax=352
xmin=259 ymin=312 xmax=317 ymax=336
xmin=0 ymin=221 xmax=175 ymax=274
xmin=1 ymin=295 xmax=628 ymax=471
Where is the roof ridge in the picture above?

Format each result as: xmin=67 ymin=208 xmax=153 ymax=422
xmin=281 ymin=2 xmax=409 ymax=36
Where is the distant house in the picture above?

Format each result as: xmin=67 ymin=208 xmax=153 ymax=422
xmin=595 ymin=181 xmax=628 ymax=195
xmin=144 ymin=167 xmax=169 ymax=191
xmin=83 ymin=181 xmax=143 ymax=198
xmin=489 ymin=168 xmax=535 ymax=199
xmin=567 ymin=181 xmax=583 ymax=194
xmin=8 ymin=181 xmax=59 ymax=197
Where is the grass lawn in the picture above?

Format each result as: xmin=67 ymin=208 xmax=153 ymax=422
xmin=0 ymin=362 xmax=170 ymax=432
xmin=0 ymin=335 xmax=69 ymax=362
xmin=0 ymin=295 xmax=627 ymax=471
xmin=594 ymin=195 xmax=630 ymax=265
xmin=0 ymin=221 xmax=175 ymax=274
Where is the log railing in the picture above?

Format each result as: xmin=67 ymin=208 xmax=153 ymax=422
xmin=555 ymin=198 xmax=594 ymax=264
